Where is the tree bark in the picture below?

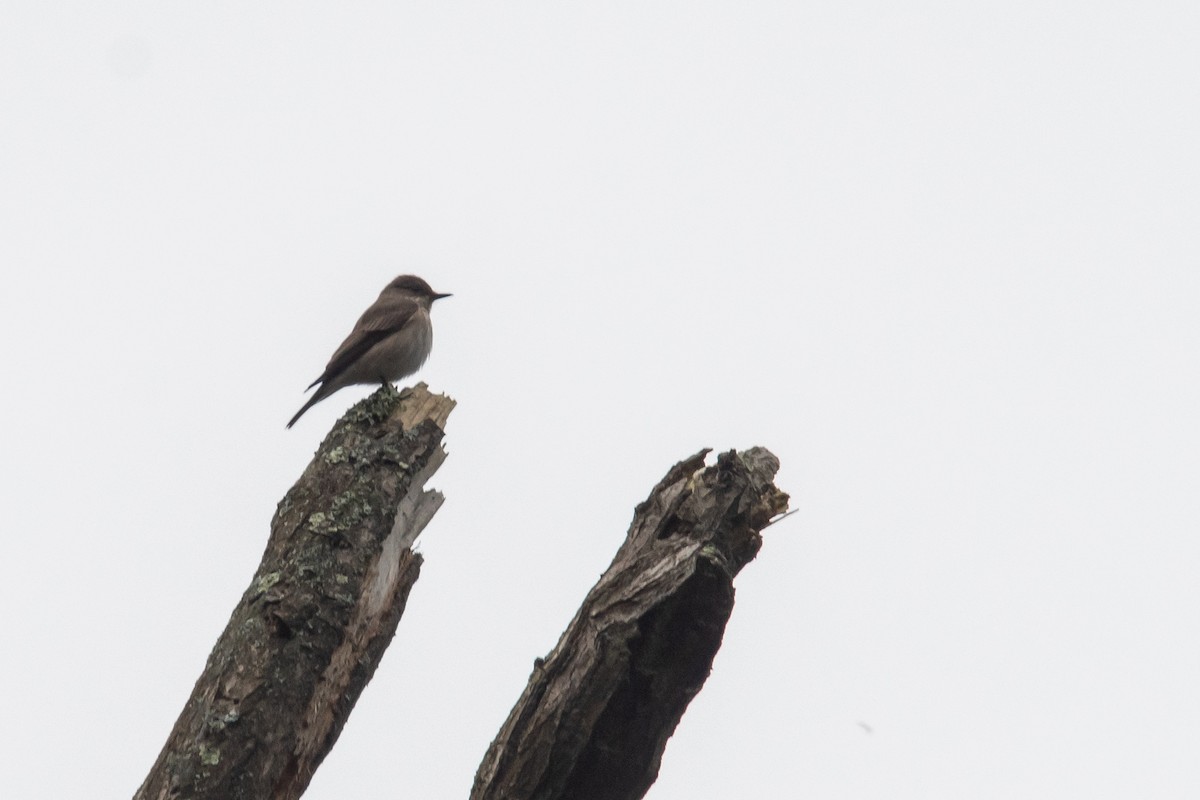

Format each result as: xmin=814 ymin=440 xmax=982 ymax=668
xmin=471 ymin=446 xmax=790 ymax=800
xmin=134 ymin=383 xmax=454 ymax=800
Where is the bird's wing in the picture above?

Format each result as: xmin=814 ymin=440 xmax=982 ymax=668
xmin=308 ymin=297 xmax=419 ymax=389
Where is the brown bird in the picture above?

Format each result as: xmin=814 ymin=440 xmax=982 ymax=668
xmin=287 ymin=274 xmax=451 ymax=428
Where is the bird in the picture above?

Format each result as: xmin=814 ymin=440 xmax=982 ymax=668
xmin=287 ymin=274 xmax=451 ymax=428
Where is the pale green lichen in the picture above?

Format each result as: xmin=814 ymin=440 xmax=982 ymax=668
xmin=208 ymin=709 xmax=240 ymax=731
xmin=198 ymin=743 xmax=220 ymax=765
xmin=329 ymin=492 xmax=372 ymax=522
xmin=208 ymin=714 xmax=241 ymax=734
xmin=306 ymin=492 xmax=373 ymax=535
xmin=334 ymin=574 xmax=349 ymax=585
xmin=325 ymin=446 xmax=349 ymax=464
xmin=344 ymin=384 xmax=403 ymax=428
xmin=254 ymin=572 xmax=282 ymax=593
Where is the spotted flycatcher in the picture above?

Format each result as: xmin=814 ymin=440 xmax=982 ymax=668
xmin=287 ymin=274 xmax=451 ymax=428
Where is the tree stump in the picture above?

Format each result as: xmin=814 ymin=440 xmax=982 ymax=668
xmin=135 ymin=383 xmax=454 ymax=800
xmin=472 ymin=447 xmax=790 ymax=800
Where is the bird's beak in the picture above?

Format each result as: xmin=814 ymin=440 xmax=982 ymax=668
xmin=433 ymin=292 xmax=453 ymax=301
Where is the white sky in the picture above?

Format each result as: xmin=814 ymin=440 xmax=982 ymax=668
xmin=2 ymin=3 xmax=1198 ymax=798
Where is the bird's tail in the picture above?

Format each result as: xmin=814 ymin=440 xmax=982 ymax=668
xmin=286 ymin=384 xmax=329 ymax=429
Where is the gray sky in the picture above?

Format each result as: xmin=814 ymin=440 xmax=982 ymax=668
xmin=2 ymin=3 xmax=1198 ymax=798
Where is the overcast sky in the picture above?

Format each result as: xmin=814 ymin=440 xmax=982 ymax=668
xmin=2 ymin=3 xmax=1198 ymax=798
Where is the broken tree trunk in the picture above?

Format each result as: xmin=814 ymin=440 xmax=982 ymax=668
xmin=472 ymin=446 xmax=790 ymax=800
xmin=134 ymin=383 xmax=454 ymax=800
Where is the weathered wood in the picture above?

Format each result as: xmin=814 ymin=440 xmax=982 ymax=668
xmin=135 ymin=383 xmax=454 ymax=800
xmin=472 ymin=447 xmax=790 ymax=800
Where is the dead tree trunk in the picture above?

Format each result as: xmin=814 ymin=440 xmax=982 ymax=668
xmin=134 ymin=383 xmax=455 ymax=800
xmin=471 ymin=447 xmax=790 ymax=800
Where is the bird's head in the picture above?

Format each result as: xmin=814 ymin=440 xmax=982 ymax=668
xmin=387 ymin=275 xmax=452 ymax=304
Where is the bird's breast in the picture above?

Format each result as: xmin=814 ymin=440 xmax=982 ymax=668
xmin=345 ymin=310 xmax=434 ymax=386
